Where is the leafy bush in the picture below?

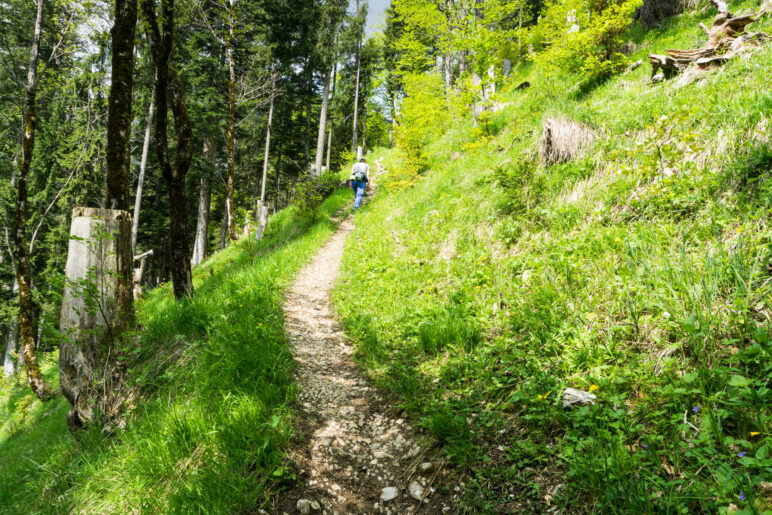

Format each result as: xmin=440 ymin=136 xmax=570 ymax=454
xmin=294 ymin=172 xmax=341 ymax=220
xmin=531 ymin=0 xmax=641 ymax=81
xmin=393 ymin=73 xmax=449 ymax=186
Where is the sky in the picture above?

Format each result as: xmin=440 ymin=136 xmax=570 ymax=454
xmin=351 ymin=0 xmax=391 ymax=35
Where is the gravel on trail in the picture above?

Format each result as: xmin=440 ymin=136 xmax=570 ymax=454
xmin=275 ymin=162 xmax=459 ymax=514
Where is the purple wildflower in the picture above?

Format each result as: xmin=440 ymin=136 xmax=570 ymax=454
xmin=643 ymin=444 xmax=648 ymax=449
xmin=692 ymin=405 xmax=701 ymax=414
xmin=737 ymin=452 xmax=746 ymax=458
xmin=738 ymin=491 xmax=746 ymax=502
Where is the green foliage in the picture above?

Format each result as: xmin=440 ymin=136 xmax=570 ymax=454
xmin=336 ymin=9 xmax=772 ymax=513
xmin=0 ymin=189 xmax=352 ymax=512
xmin=392 ymin=73 xmax=448 ymax=187
xmin=532 ymin=0 xmax=642 ymax=81
xmin=293 ymin=172 xmax=341 ymax=221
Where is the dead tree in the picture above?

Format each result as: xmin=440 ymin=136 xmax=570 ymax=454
xmin=649 ymin=0 xmax=768 ymax=81
xmin=131 ymin=101 xmax=154 ymax=256
xmin=191 ymin=132 xmax=214 ymax=266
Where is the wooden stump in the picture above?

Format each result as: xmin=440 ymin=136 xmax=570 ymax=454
xmin=648 ymin=0 xmax=766 ymax=82
xmin=255 ymin=200 xmax=269 ymax=241
xmin=59 ymin=207 xmax=131 ymax=429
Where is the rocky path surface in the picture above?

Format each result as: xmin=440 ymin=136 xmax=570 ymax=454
xmin=276 ymin=162 xmax=457 ymax=514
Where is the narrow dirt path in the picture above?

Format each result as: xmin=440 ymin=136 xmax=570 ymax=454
xmin=276 ymin=162 xmax=457 ymax=514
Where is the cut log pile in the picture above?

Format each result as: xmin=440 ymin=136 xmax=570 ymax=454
xmin=648 ymin=0 xmax=769 ymax=83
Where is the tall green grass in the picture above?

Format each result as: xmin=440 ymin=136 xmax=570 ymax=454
xmin=335 ymin=5 xmax=772 ymax=512
xmin=0 ymin=186 xmax=353 ymax=513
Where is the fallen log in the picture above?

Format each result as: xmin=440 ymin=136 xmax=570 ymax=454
xmin=649 ymin=0 xmax=767 ymax=83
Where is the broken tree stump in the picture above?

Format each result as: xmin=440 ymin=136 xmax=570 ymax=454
xmin=59 ymin=207 xmax=131 ymax=430
xmin=133 ymin=249 xmax=153 ymax=300
xmin=649 ymin=0 xmax=767 ymax=83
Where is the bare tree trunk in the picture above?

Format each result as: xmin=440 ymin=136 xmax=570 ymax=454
xmin=3 ymin=315 xmax=19 ymax=378
xmin=255 ymin=78 xmax=276 ymax=240
xmin=191 ymin=133 xmax=213 ymax=266
xmin=274 ymin=152 xmax=281 ymax=214
xmin=105 ymin=0 xmax=138 ymax=331
xmin=325 ymin=60 xmax=337 ymax=171
xmin=389 ymin=92 xmax=396 ymax=148
xmin=131 ymin=100 xmax=154 ymax=255
xmin=219 ymin=200 xmax=229 ymax=250
xmin=305 ymin=91 xmax=311 ymax=170
xmin=443 ymin=0 xmax=453 ymax=89
xmin=142 ymin=0 xmax=194 ymax=300
xmin=352 ymin=50 xmax=361 ymax=152
xmin=313 ymin=68 xmax=332 ymax=177
xmin=362 ymin=82 xmax=369 ymax=153
xmin=226 ymin=0 xmax=237 ymax=242
xmin=14 ymin=0 xmax=52 ymax=402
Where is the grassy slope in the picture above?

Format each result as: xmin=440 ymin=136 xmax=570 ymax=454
xmin=0 ymin=186 xmax=352 ymax=513
xmin=335 ymin=4 xmax=772 ymax=513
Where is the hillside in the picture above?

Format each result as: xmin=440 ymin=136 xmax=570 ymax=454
xmin=2 ymin=0 xmax=771 ymax=513
xmin=334 ymin=3 xmax=772 ymax=513
xmin=0 ymin=188 xmax=352 ymax=512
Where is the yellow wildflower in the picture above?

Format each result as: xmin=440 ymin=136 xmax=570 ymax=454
xmin=589 ymin=384 xmax=600 ymax=392
xmin=749 ymin=432 xmax=760 ymax=437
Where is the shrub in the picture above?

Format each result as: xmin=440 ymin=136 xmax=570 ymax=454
xmin=294 ymin=172 xmax=341 ymax=220
xmin=531 ymin=0 xmax=641 ymax=81
xmin=393 ymin=73 xmax=449 ymax=184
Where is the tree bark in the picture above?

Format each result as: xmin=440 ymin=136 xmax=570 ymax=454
xmin=191 ymin=133 xmax=213 ymax=266
xmin=3 ymin=317 xmax=19 ymax=378
xmin=131 ymin=100 xmax=154 ymax=256
xmin=274 ymin=151 xmax=281 ymax=213
xmin=14 ymin=0 xmax=53 ymax=402
xmin=105 ymin=0 xmax=138 ymax=330
xmin=313 ymin=67 xmax=332 ymax=177
xmin=352 ymin=48 xmax=361 ymax=152
xmin=325 ymin=60 xmax=337 ymax=171
xmin=219 ymin=200 xmax=229 ymax=250
xmin=260 ymin=79 xmax=276 ymax=204
xmin=226 ymin=0 xmax=237 ymax=242
xmin=142 ymin=0 xmax=194 ymax=300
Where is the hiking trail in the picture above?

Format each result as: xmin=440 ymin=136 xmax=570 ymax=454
xmin=275 ymin=160 xmax=458 ymax=514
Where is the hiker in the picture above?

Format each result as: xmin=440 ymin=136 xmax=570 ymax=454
xmin=350 ymin=158 xmax=370 ymax=210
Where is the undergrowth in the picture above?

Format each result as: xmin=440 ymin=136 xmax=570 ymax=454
xmin=336 ymin=3 xmax=772 ymax=513
xmin=0 ymin=184 xmax=352 ymax=513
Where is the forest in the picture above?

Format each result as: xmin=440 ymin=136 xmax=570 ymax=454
xmin=1 ymin=0 xmax=771 ymax=512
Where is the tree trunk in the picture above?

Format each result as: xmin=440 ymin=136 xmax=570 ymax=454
xmin=191 ymin=132 xmax=213 ymax=266
xmin=305 ymin=90 xmax=311 ymax=171
xmin=14 ymin=0 xmax=52 ymax=402
xmin=256 ymin=79 xmax=275 ymax=241
xmin=219 ymin=200 xmax=229 ymax=250
xmin=142 ymin=0 xmax=194 ymax=300
xmin=389 ymin=92 xmax=396 ymax=148
xmin=105 ymin=0 xmax=138 ymax=330
xmin=325 ymin=60 xmax=337 ymax=171
xmin=226 ymin=0 xmax=237 ymax=242
xmin=313 ymin=67 xmax=332 ymax=177
xmin=131 ymin=100 xmax=154 ymax=256
xmin=362 ymin=82 xmax=369 ymax=153
xmin=352 ymin=49 xmax=361 ymax=152
xmin=274 ymin=152 xmax=281 ymax=214
xmin=3 ymin=318 xmax=19 ymax=378
xmin=60 ymin=208 xmax=132 ymax=429
xmin=443 ymin=0 xmax=453 ymax=89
